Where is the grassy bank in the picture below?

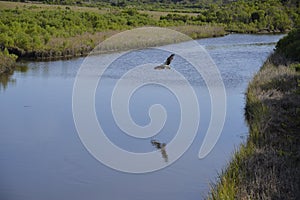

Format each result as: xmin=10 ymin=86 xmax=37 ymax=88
xmin=208 ymin=29 xmax=300 ymax=199
xmin=8 ymin=24 xmax=225 ymax=61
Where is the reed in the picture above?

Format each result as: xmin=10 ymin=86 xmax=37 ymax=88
xmin=171 ymin=24 xmax=226 ymax=39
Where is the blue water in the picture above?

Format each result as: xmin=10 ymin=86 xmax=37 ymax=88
xmin=0 ymin=34 xmax=284 ymax=200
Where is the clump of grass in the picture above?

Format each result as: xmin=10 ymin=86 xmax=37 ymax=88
xmin=0 ymin=49 xmax=17 ymax=75
xmin=209 ymin=142 xmax=255 ymax=200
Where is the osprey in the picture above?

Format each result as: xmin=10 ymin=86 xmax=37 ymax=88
xmin=154 ymin=54 xmax=175 ymax=70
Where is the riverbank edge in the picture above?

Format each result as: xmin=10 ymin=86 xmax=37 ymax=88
xmin=0 ymin=24 xmax=226 ymax=75
xmin=1 ymin=24 xmax=284 ymax=69
xmin=12 ymin=27 xmax=288 ymax=62
xmin=5 ymin=24 xmax=226 ymax=62
xmin=207 ymin=53 xmax=300 ymax=198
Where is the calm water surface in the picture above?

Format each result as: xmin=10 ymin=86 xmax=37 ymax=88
xmin=0 ymin=34 xmax=284 ymax=200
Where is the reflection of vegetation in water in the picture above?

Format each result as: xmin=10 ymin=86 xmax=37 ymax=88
xmin=15 ymin=65 xmax=29 ymax=73
xmin=0 ymin=65 xmax=28 ymax=91
xmin=151 ymin=139 xmax=168 ymax=163
xmin=0 ymin=72 xmax=16 ymax=91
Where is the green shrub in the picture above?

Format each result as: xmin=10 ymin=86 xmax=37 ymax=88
xmin=276 ymin=28 xmax=300 ymax=62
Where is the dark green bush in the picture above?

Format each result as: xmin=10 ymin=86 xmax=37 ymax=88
xmin=276 ymin=28 xmax=300 ymax=62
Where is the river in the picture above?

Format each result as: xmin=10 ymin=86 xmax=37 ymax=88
xmin=0 ymin=34 xmax=284 ymax=200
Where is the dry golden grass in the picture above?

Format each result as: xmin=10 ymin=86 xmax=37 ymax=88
xmin=172 ymin=24 xmax=226 ymax=38
xmin=0 ymin=1 xmax=108 ymax=13
xmin=92 ymin=27 xmax=191 ymax=54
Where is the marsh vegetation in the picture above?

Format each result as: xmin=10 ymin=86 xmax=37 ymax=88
xmin=208 ymin=28 xmax=300 ymax=200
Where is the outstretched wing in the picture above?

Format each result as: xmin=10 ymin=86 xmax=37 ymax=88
xmin=164 ymin=54 xmax=175 ymax=65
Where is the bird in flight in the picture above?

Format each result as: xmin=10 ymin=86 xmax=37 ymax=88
xmin=154 ymin=54 xmax=175 ymax=70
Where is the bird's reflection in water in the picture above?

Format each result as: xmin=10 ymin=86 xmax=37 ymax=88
xmin=151 ymin=139 xmax=168 ymax=163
